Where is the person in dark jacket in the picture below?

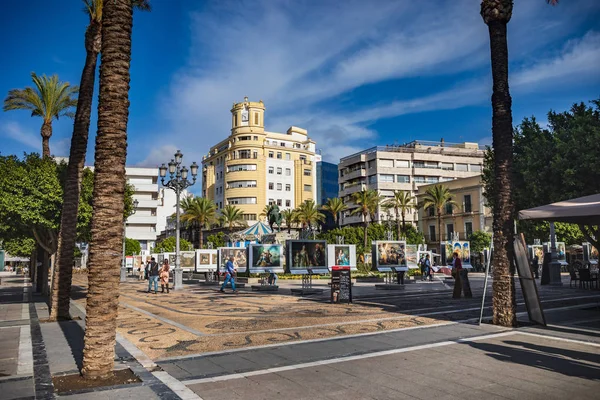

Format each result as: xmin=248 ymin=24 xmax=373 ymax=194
xmin=147 ymin=257 xmax=160 ymax=294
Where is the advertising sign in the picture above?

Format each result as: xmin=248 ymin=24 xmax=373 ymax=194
xmin=331 ymin=267 xmax=352 ymax=304
xmin=406 ymin=244 xmax=418 ymax=269
xmin=372 ymin=241 xmax=407 ymax=272
xmin=327 ymin=244 xmax=357 ymax=271
xmin=248 ymin=244 xmax=284 ymax=273
xmin=218 ymin=247 xmax=248 ymax=273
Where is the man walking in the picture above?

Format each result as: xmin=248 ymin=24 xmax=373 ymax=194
xmin=220 ymin=255 xmax=237 ymax=293
xmin=424 ymin=254 xmax=433 ymax=281
xmin=147 ymin=257 xmax=160 ymax=294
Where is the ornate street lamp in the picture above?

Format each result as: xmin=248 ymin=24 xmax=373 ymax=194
xmin=120 ymin=198 xmax=139 ymax=282
xmin=159 ymin=151 xmax=197 ymax=290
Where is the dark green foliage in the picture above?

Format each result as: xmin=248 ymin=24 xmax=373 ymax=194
xmin=124 ymin=237 xmax=141 ymax=255
xmin=468 ymin=230 xmax=492 ymax=254
xmin=154 ymin=236 xmax=193 ymax=253
xmin=206 ymin=231 xmax=226 ymax=248
xmin=0 ymin=236 xmax=36 ymax=257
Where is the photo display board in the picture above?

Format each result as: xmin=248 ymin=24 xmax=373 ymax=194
xmin=530 ymin=245 xmax=543 ymax=265
xmin=195 ymin=249 xmax=218 ymax=272
xmin=372 ymin=241 xmax=407 ymax=272
xmin=443 ymin=241 xmax=472 ymax=269
xmin=583 ymin=242 xmax=599 ymax=266
xmin=543 ymin=242 xmax=567 ymax=264
xmin=218 ymin=247 xmax=248 ymax=273
xmin=133 ymin=256 xmax=142 ymax=271
xmin=406 ymin=245 xmax=418 ymax=269
xmin=286 ymin=240 xmax=328 ymax=274
xmin=331 ymin=267 xmax=352 ymax=304
xmin=125 ymin=256 xmax=134 ymax=269
xmin=248 ymin=244 xmax=284 ymax=273
xmin=327 ymin=244 xmax=357 ymax=271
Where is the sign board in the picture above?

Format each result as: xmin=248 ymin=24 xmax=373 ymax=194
xmin=286 ymin=240 xmax=328 ymax=274
xmin=218 ymin=247 xmax=248 ymax=273
xmin=331 ymin=267 xmax=352 ymax=304
xmin=327 ymin=244 xmax=357 ymax=271
xmin=195 ymin=249 xmax=218 ymax=272
xmin=583 ymin=242 xmax=599 ymax=266
xmin=514 ymin=236 xmax=546 ymax=325
xmin=372 ymin=241 xmax=407 ymax=272
xmin=406 ymin=245 xmax=419 ymax=269
xmin=248 ymin=244 xmax=284 ymax=273
xmin=125 ymin=256 xmax=134 ymax=269
xmin=442 ymin=241 xmax=472 ymax=269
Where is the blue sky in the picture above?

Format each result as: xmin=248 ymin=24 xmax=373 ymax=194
xmin=1 ymin=0 xmax=599 ymax=169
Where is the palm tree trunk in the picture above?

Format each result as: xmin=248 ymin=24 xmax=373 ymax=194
xmin=363 ymin=216 xmax=368 ymax=250
xmin=487 ymin=19 xmax=516 ymax=327
xmin=50 ymin=22 xmax=101 ymax=321
xmin=82 ymin=0 xmax=133 ymax=380
xmin=199 ymin=228 xmax=204 ymax=249
xmin=437 ymin=211 xmax=442 ymax=244
xmin=40 ymin=121 xmax=52 ymax=158
xmin=395 ymin=206 xmax=401 ymax=237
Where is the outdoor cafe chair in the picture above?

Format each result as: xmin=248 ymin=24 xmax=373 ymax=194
xmin=578 ymin=268 xmax=596 ymax=289
xmin=569 ymin=268 xmax=580 ymax=288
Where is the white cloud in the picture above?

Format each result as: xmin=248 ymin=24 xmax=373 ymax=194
xmin=134 ymin=144 xmax=179 ymax=168
xmin=0 ymin=121 xmax=40 ymax=150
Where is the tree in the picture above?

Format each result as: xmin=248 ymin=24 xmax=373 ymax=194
xmin=421 ymin=185 xmax=457 ymax=243
xmin=124 ymin=238 xmax=141 ymax=255
xmin=3 ymin=73 xmax=78 ymax=158
xmin=180 ymin=197 xmax=216 ymax=249
xmin=154 ymin=236 xmax=193 ymax=253
xmin=469 ymin=231 xmax=492 ymax=255
xmin=219 ymin=205 xmax=246 ymax=232
xmin=480 ymin=0 xmax=558 ymax=327
xmin=82 ymin=0 xmax=134 ymax=380
xmin=295 ymin=200 xmax=326 ymax=230
xmin=384 ymin=190 xmax=414 ymax=234
xmin=350 ymin=189 xmax=381 ymax=249
xmin=0 ymin=236 xmax=36 ymax=258
xmin=280 ymin=209 xmax=296 ymax=233
xmin=321 ymin=197 xmax=347 ymax=228
xmin=206 ymin=231 xmax=226 ymax=248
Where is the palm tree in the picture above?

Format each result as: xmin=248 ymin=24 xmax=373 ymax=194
xmin=219 ymin=204 xmax=246 ymax=232
xmin=350 ymin=189 xmax=380 ymax=249
xmin=50 ymin=0 xmax=151 ymax=321
xmin=280 ymin=209 xmax=296 ymax=233
xmin=181 ymin=197 xmax=216 ymax=249
xmin=295 ymin=200 xmax=325 ymax=231
xmin=3 ymin=73 xmax=78 ymax=157
xmin=321 ymin=197 xmax=348 ymax=228
xmin=384 ymin=190 xmax=414 ymax=235
xmin=422 ymin=185 xmax=457 ymax=244
xmin=480 ymin=0 xmax=558 ymax=328
xmin=81 ymin=0 xmax=134 ymax=380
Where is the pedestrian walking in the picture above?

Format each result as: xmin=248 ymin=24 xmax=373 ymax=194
xmin=219 ymin=255 xmax=237 ymax=293
xmin=160 ymin=259 xmax=170 ymax=293
xmin=424 ymin=254 xmax=433 ymax=281
xmin=452 ymin=252 xmax=463 ymax=299
xmin=147 ymin=257 xmax=160 ymax=294
xmin=144 ymin=260 xmax=151 ymax=280
xmin=138 ymin=262 xmax=145 ymax=280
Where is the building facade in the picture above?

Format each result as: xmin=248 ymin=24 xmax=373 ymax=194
xmin=202 ymin=97 xmax=319 ymax=222
xmin=316 ymin=161 xmax=339 ymax=205
xmin=416 ymin=175 xmax=492 ymax=253
xmin=338 ymin=140 xmax=486 ymax=227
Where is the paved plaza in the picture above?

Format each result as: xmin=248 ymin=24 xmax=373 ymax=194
xmin=0 ymin=271 xmax=599 ymax=399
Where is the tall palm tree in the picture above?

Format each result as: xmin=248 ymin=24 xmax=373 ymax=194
xmin=321 ymin=197 xmax=348 ymax=228
xmin=50 ymin=0 xmax=151 ymax=320
xmin=480 ymin=0 xmax=558 ymax=328
xmin=281 ymin=209 xmax=296 ymax=233
xmin=384 ymin=190 xmax=414 ymax=235
xmin=219 ymin=204 xmax=246 ymax=232
xmin=295 ymin=200 xmax=325 ymax=230
xmin=4 ymin=73 xmax=78 ymax=158
xmin=421 ymin=185 xmax=457 ymax=243
xmin=181 ymin=197 xmax=216 ymax=249
xmin=350 ymin=189 xmax=380 ymax=249
xmin=81 ymin=0 xmax=133 ymax=380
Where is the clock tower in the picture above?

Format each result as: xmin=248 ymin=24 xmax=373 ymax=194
xmin=231 ymin=97 xmax=265 ymax=132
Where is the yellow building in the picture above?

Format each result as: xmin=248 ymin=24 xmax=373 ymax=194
xmin=202 ymin=97 xmax=319 ymax=223
xmin=416 ymin=175 xmax=492 ymax=253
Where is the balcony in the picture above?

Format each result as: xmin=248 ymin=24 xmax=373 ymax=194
xmin=343 ymin=168 xmax=367 ymax=180
xmin=127 ymin=215 xmax=157 ymax=224
xmin=131 ymin=183 xmax=158 ymax=193
xmin=135 ymin=199 xmax=158 ymax=209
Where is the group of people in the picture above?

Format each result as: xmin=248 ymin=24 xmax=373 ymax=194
xmin=419 ymin=253 xmax=433 ymax=281
xmin=140 ymin=257 xmax=171 ymax=294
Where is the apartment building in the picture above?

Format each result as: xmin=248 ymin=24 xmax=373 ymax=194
xmin=416 ymin=175 xmax=492 ymax=253
xmin=202 ymin=97 xmax=319 ymax=222
xmin=338 ymin=140 xmax=485 ymax=227
xmin=316 ymin=161 xmax=339 ymax=205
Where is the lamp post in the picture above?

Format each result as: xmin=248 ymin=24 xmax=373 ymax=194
xmin=120 ymin=198 xmax=139 ymax=282
xmin=159 ymin=150 xmax=198 ymax=290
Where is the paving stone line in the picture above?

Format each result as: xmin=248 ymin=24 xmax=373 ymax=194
xmin=17 ymin=325 xmax=33 ymax=375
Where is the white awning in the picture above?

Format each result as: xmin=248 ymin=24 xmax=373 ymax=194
xmin=518 ymin=193 xmax=600 ymax=225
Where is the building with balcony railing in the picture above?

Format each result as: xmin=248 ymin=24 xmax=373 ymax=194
xmin=201 ymin=97 xmax=319 ymax=223
xmin=338 ymin=140 xmax=486 ymax=228
xmin=416 ymin=175 xmax=492 ymax=253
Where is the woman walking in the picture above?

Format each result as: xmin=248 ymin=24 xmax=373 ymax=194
xmin=160 ymin=259 xmax=170 ymax=294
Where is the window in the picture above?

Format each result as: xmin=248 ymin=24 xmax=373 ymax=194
xmin=429 ymin=226 xmax=436 ymax=242
xmin=304 ymin=169 xmax=311 ymax=176
xmin=219 ymin=202 xmax=222 ymax=208
xmin=470 ymin=164 xmax=482 ymax=172
xmin=269 ymin=182 xmax=274 ymax=190
xmin=456 ymin=163 xmax=468 ymax=172
xmin=380 ymin=174 xmax=394 ymax=182
xmin=396 ymin=160 xmax=409 ymax=168
xmin=367 ymin=160 xmax=375 ymax=169
xmin=300 ymin=155 xmax=306 ymax=161
xmin=228 ymin=197 xmax=257 ymax=205
xmin=269 ymin=199 xmax=275 ymax=205
xmin=253 ymin=151 xmax=258 ymax=159
xmin=396 ymin=175 xmax=410 ymax=183
xmin=285 ymin=184 xmax=291 ymax=191
xmin=268 ymin=166 xmax=274 ymax=174
xmin=280 ymin=142 xmax=285 ymax=147
xmin=285 ymin=168 xmax=291 ymax=176
xmin=277 ymin=183 xmax=282 ymax=191
xmin=227 ymin=180 xmax=257 ymax=188
xmin=428 ymin=207 xmax=435 ymax=217
xmin=286 ymin=200 xmax=291 ymax=207
xmin=464 ymin=195 xmax=472 ymax=213
xmin=277 ymin=152 xmax=282 ymax=159
xmin=465 ymin=222 xmax=473 ymax=238
xmin=243 ymin=214 xmax=257 ymax=221
xmin=413 ymin=161 xmax=425 ymax=168
xmin=441 ymin=162 xmax=454 ymax=171
xmin=228 ymin=164 xmax=257 ymax=172
xmin=425 ymin=176 xmax=439 ymax=184
xmin=446 ymin=203 xmax=453 ymax=215
xmin=368 ymin=175 xmax=377 ymax=184
xmin=238 ymin=149 xmax=252 ymax=159
xmin=446 ymin=224 xmax=454 ymax=240
xmin=277 ymin=167 xmax=282 ymax=175
xmin=268 ymin=151 xmax=274 ymax=158
xmin=253 ymin=136 xmax=258 ymax=141
xmin=413 ymin=176 xmax=426 ymax=183
xmin=277 ymin=199 xmax=282 ymax=206
xmin=285 ymin=153 xmax=291 ymax=160
xmin=234 ymin=114 xmax=238 ymax=126
xmin=304 ymin=184 xmax=312 ymax=192
xmin=254 ymin=113 xmax=259 ymax=125
xmin=239 ymin=136 xmax=251 ymax=141
xmin=379 ymin=159 xmax=394 ymax=168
